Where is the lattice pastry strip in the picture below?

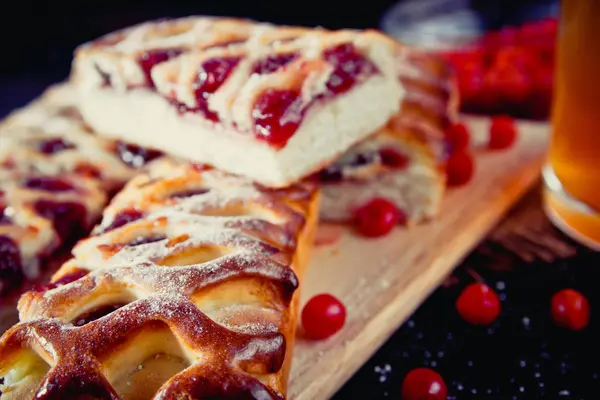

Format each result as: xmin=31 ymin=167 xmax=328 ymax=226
xmin=72 ymin=16 xmax=406 ymax=188
xmin=0 ymin=159 xmax=319 ymax=399
xmin=0 ymin=84 xmax=165 ymax=337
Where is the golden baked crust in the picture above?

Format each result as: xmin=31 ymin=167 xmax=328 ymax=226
xmin=0 ymin=159 xmax=319 ymax=399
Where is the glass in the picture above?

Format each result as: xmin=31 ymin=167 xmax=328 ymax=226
xmin=543 ymin=0 xmax=600 ymax=249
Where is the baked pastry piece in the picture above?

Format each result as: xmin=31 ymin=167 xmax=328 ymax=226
xmin=0 ymin=85 xmax=163 ymax=331
xmin=71 ymin=16 xmax=406 ymax=188
xmin=0 ymin=159 xmax=319 ymax=399
xmin=317 ymin=50 xmax=458 ymax=224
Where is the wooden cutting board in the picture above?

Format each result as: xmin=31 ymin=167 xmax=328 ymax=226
xmin=289 ymin=117 xmax=550 ymax=399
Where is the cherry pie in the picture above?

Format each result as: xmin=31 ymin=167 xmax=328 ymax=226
xmin=71 ymin=16 xmax=406 ymax=188
xmin=0 ymin=158 xmax=319 ymax=399
xmin=0 ymin=85 xmax=163 ymax=332
xmin=317 ymin=50 xmax=458 ymax=224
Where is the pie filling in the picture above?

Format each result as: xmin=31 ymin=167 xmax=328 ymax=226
xmin=318 ymin=146 xmax=411 ymax=183
xmin=96 ymin=42 xmax=379 ymax=148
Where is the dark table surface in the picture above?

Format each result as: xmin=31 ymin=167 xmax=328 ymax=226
xmin=6 ymin=1 xmax=596 ymax=399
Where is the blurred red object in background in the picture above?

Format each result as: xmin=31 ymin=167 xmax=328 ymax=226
xmin=440 ymin=17 xmax=557 ymax=120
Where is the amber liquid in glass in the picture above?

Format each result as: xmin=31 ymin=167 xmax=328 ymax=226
xmin=544 ymin=0 xmax=600 ymax=248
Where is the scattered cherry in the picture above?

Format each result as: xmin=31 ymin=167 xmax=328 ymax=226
xmin=401 ymin=368 xmax=448 ymax=400
xmin=354 ymin=198 xmax=402 ymax=238
xmin=456 ymin=283 xmax=501 ymax=326
xmin=302 ymin=293 xmax=346 ymax=339
xmin=551 ymin=288 xmax=590 ymax=331
xmin=379 ymin=147 xmax=410 ymax=169
xmin=489 ymin=115 xmax=518 ymax=150
xmin=444 ymin=122 xmax=471 ymax=151
xmin=445 ymin=150 xmax=475 ymax=187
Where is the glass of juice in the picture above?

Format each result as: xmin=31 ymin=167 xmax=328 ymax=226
xmin=543 ymin=0 xmax=600 ymax=249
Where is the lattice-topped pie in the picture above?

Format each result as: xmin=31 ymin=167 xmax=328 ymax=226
xmin=71 ymin=16 xmax=406 ymax=187
xmin=0 ymin=158 xmax=319 ymax=399
xmin=317 ymin=50 xmax=458 ymax=224
xmin=0 ymin=85 xmax=164 ymax=331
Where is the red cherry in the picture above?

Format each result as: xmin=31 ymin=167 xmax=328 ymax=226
xmin=489 ymin=115 xmax=518 ymax=150
xmin=301 ymin=293 xmax=346 ymax=339
xmin=456 ymin=283 xmax=501 ymax=325
xmin=551 ymin=289 xmax=590 ymax=331
xmin=401 ymin=368 xmax=448 ymax=400
xmin=445 ymin=150 xmax=475 ymax=187
xmin=444 ymin=122 xmax=471 ymax=151
xmin=354 ymin=198 xmax=402 ymax=238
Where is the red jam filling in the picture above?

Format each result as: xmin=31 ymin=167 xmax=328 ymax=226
xmin=138 ymin=48 xmax=184 ymax=88
xmin=379 ymin=147 xmax=410 ymax=169
xmin=253 ymin=89 xmax=303 ymax=147
xmin=323 ymin=43 xmax=378 ymax=96
xmin=102 ymin=208 xmax=145 ymax=233
xmin=0 ymin=235 xmax=23 ymax=294
xmin=73 ymin=303 xmax=126 ymax=326
xmin=0 ymin=205 xmax=11 ymax=225
xmin=36 ymin=138 xmax=75 ymax=155
xmin=251 ymin=52 xmax=299 ymax=75
xmin=33 ymin=269 xmax=89 ymax=292
xmin=22 ymin=177 xmax=75 ymax=192
xmin=192 ymin=56 xmax=241 ymax=121
xmin=116 ymin=141 xmax=163 ymax=168
xmin=34 ymin=200 xmax=88 ymax=243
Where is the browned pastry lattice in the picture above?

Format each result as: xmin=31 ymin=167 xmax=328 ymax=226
xmin=0 ymin=85 xmax=164 ymax=334
xmin=0 ymin=158 xmax=319 ymax=399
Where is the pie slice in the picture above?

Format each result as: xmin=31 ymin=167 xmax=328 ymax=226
xmin=317 ymin=50 xmax=458 ymax=225
xmin=0 ymin=85 xmax=163 ymax=332
xmin=71 ymin=16 xmax=406 ymax=188
xmin=0 ymin=158 xmax=319 ymax=399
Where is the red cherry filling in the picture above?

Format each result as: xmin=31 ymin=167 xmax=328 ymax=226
xmin=402 ymin=368 xmax=448 ymax=400
xmin=456 ymin=283 xmax=501 ymax=325
xmin=73 ymin=303 xmax=126 ymax=327
xmin=22 ymin=176 xmax=75 ymax=192
xmin=354 ymin=198 xmax=403 ymax=238
xmin=34 ymin=200 xmax=88 ymax=243
xmin=116 ymin=141 xmax=163 ymax=168
xmin=33 ymin=269 xmax=89 ymax=292
xmin=323 ymin=43 xmax=378 ymax=95
xmin=102 ymin=208 xmax=145 ymax=233
xmin=301 ymin=293 xmax=346 ymax=339
xmin=551 ymin=288 xmax=590 ymax=331
xmin=193 ymin=57 xmax=241 ymax=121
xmin=253 ymin=89 xmax=303 ymax=147
xmin=36 ymin=138 xmax=75 ymax=155
xmin=379 ymin=147 xmax=410 ymax=169
xmin=0 ymin=235 xmax=23 ymax=295
xmin=251 ymin=52 xmax=299 ymax=75
xmin=0 ymin=205 xmax=11 ymax=225
xmin=138 ymin=48 xmax=184 ymax=88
